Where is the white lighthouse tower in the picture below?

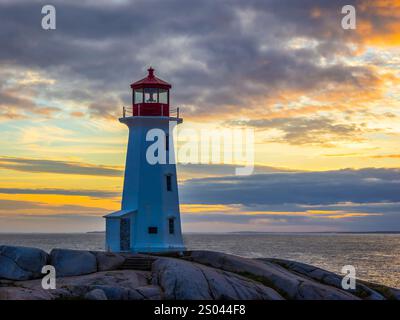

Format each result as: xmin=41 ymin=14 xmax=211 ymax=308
xmin=104 ymin=67 xmax=185 ymax=253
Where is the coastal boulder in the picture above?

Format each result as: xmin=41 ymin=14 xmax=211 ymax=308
xmin=84 ymin=288 xmax=108 ymax=300
xmin=14 ymin=270 xmax=151 ymax=300
xmin=91 ymin=251 xmax=125 ymax=271
xmin=152 ymin=257 xmax=283 ymax=300
xmin=90 ymin=285 xmax=133 ymax=300
xmin=0 ymin=286 xmax=52 ymax=300
xmin=50 ymin=249 xmax=97 ymax=277
xmin=55 ymin=270 xmax=149 ymax=299
xmin=389 ymin=288 xmax=400 ymax=300
xmin=136 ymin=285 xmax=163 ymax=300
xmin=0 ymin=245 xmax=49 ymax=280
xmin=152 ymin=258 xmax=210 ymax=299
xmin=53 ymin=269 xmax=149 ymax=289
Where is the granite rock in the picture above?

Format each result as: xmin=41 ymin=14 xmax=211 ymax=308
xmin=50 ymin=249 xmax=97 ymax=277
xmin=84 ymin=288 xmax=108 ymax=300
xmin=0 ymin=246 xmax=49 ymax=280
xmin=264 ymin=258 xmax=385 ymax=300
xmin=152 ymin=257 xmax=283 ymax=300
xmin=186 ymin=250 xmax=359 ymax=300
xmin=92 ymin=251 xmax=125 ymax=271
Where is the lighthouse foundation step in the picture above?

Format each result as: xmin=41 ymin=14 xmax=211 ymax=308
xmin=118 ymin=256 xmax=156 ymax=271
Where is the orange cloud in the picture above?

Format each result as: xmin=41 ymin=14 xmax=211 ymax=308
xmin=356 ymin=1 xmax=400 ymax=46
xmin=180 ymin=204 xmax=381 ymax=220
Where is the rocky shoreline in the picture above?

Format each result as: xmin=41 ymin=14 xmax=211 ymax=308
xmin=0 ymin=245 xmax=399 ymax=300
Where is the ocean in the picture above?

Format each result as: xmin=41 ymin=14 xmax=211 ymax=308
xmin=0 ymin=232 xmax=399 ymax=289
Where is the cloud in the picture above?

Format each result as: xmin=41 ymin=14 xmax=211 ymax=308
xmin=181 ymin=203 xmax=381 ymax=220
xmin=177 ymin=163 xmax=296 ymax=179
xmin=228 ymin=116 xmax=368 ymax=146
xmin=180 ymin=168 xmax=400 ymax=206
xmin=0 ymin=66 xmax=60 ymax=120
xmin=179 ymin=201 xmax=400 ymax=232
xmin=0 ymin=0 xmax=397 ymax=123
xmin=177 ymin=167 xmax=400 ymax=231
xmin=0 ymin=156 xmax=123 ymax=176
xmin=0 ymin=188 xmax=119 ymax=198
xmin=372 ymin=154 xmax=400 ymax=159
xmin=0 ymin=199 xmax=106 ymax=215
xmin=0 ymin=157 xmax=294 ymax=181
xmin=0 ymin=213 xmax=104 ymax=233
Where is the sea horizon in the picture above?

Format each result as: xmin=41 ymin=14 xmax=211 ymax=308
xmin=2 ymin=230 xmax=400 ymax=234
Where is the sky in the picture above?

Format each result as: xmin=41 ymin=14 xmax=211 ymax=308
xmin=0 ymin=0 xmax=399 ymax=233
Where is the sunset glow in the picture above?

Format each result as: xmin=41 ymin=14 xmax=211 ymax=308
xmin=0 ymin=0 xmax=399 ymax=232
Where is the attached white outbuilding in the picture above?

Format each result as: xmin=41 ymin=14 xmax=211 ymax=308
xmin=104 ymin=209 xmax=136 ymax=252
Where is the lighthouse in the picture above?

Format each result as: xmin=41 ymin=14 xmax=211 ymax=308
xmin=104 ymin=67 xmax=185 ymax=253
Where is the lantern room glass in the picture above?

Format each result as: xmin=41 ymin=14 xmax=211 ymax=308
xmin=134 ymin=89 xmax=143 ymax=104
xmin=144 ymin=88 xmax=158 ymax=103
xmin=159 ymin=89 xmax=168 ymax=104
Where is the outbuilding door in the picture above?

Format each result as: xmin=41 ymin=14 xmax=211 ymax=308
xmin=120 ymin=217 xmax=131 ymax=251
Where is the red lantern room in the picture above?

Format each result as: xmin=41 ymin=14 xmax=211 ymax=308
xmin=129 ymin=67 xmax=172 ymax=117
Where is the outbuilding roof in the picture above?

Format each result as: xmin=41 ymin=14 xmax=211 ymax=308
xmin=103 ymin=209 xmax=137 ymax=219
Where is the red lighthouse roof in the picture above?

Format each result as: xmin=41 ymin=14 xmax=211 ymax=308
xmin=130 ymin=67 xmax=171 ymax=89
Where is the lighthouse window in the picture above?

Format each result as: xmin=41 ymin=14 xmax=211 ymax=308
xmin=159 ymin=89 xmax=168 ymax=104
xmin=168 ymin=218 xmax=175 ymax=234
xmin=134 ymin=89 xmax=143 ymax=104
xmin=144 ymin=88 xmax=158 ymax=103
xmin=148 ymin=227 xmax=158 ymax=234
xmin=166 ymin=175 xmax=172 ymax=191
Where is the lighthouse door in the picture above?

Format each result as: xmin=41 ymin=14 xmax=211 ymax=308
xmin=120 ymin=218 xmax=131 ymax=251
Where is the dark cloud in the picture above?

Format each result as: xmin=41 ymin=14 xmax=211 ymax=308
xmin=228 ymin=116 xmax=367 ymax=146
xmin=0 ymin=156 xmax=292 ymax=179
xmin=180 ymin=168 xmax=400 ymax=206
xmin=0 ymin=0 xmax=389 ymax=120
xmin=180 ymin=211 xmax=400 ymax=232
xmin=0 ymin=156 xmax=123 ymax=176
xmin=179 ymin=167 xmax=400 ymax=231
xmin=177 ymin=163 xmax=296 ymax=178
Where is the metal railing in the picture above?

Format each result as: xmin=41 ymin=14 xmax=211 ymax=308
xmin=122 ymin=106 xmax=133 ymax=118
xmin=122 ymin=106 xmax=180 ymax=118
xmin=170 ymin=107 xmax=180 ymax=118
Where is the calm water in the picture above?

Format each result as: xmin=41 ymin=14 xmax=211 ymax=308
xmin=0 ymin=233 xmax=399 ymax=288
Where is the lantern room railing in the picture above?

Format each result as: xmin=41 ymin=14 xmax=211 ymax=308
xmin=170 ymin=107 xmax=180 ymax=118
xmin=122 ymin=105 xmax=180 ymax=118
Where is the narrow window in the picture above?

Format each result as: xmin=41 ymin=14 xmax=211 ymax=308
xmin=166 ymin=175 xmax=172 ymax=191
xmin=168 ymin=218 xmax=175 ymax=234
xmin=166 ymin=134 xmax=169 ymax=151
xmin=148 ymin=227 xmax=158 ymax=234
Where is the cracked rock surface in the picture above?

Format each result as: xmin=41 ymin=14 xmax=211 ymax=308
xmin=152 ymin=257 xmax=283 ymax=300
xmin=184 ymin=251 xmax=359 ymax=300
